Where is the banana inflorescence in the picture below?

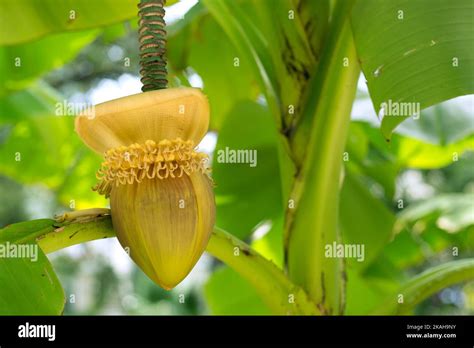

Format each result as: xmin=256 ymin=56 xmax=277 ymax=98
xmin=75 ymin=88 xmax=215 ymax=289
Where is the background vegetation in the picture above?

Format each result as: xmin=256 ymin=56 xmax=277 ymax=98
xmin=0 ymin=0 xmax=473 ymax=315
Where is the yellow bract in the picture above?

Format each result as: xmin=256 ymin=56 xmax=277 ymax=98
xmin=75 ymin=88 xmax=210 ymax=154
xmin=110 ymin=173 xmax=214 ymax=289
xmin=75 ymin=87 xmax=215 ymax=289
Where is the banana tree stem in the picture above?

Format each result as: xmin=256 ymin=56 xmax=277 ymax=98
xmin=285 ymin=0 xmax=360 ymax=314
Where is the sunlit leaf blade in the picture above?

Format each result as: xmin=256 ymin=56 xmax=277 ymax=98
xmin=0 ymin=0 xmax=138 ymax=45
xmin=396 ymin=98 xmax=474 ymax=146
xmin=358 ymin=120 xmax=474 ymax=169
xmin=373 ymin=259 xmax=474 ymax=314
xmin=351 ymin=0 xmax=474 ymax=139
xmin=399 ymin=193 xmax=474 ymax=234
xmin=393 ymin=135 xmax=474 ymax=169
xmin=0 ymin=30 xmax=99 ymax=95
xmin=0 ymin=244 xmax=65 ymax=315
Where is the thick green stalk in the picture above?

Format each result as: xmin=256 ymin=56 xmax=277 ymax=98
xmin=285 ymin=0 xmax=360 ymax=314
xmin=0 ymin=210 xmax=318 ymax=315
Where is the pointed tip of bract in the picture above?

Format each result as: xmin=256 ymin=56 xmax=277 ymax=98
xmin=154 ymin=275 xmax=187 ymax=291
xmin=149 ymin=277 xmax=178 ymax=291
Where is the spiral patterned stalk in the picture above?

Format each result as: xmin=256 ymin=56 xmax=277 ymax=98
xmin=138 ymin=0 xmax=168 ymax=91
